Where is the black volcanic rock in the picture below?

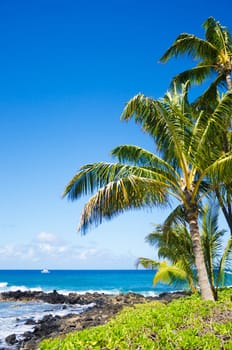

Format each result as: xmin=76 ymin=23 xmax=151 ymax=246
xmin=0 ymin=290 xmax=190 ymax=350
xmin=5 ymin=333 xmax=17 ymax=345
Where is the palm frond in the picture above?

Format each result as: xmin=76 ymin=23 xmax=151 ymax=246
xmin=120 ymin=93 xmax=158 ymax=132
xmin=153 ymin=261 xmax=187 ymax=286
xmin=206 ymin=152 xmax=232 ymax=186
xmin=200 ymin=202 xmax=226 ymax=288
xmin=135 ymin=257 xmax=159 ymax=269
xmin=160 ymin=33 xmax=217 ymax=63
xmin=78 ymin=175 xmax=168 ymax=233
xmin=188 ymin=91 xmax=232 ymax=174
xmin=145 ymin=223 xmax=194 ymax=271
xmin=162 ymin=204 xmax=186 ymax=230
xmin=170 ymin=65 xmax=212 ymax=89
xmin=111 ymin=145 xmax=180 ymax=183
xmin=211 ymin=90 xmax=232 ymax=128
xmin=63 ymin=161 xmax=179 ymax=201
xmin=121 ymin=89 xmax=191 ymax=175
xmin=192 ymin=76 xmax=221 ymax=112
xmin=63 ymin=162 xmax=125 ymax=200
xmin=204 ymin=17 xmax=232 ymax=51
xmin=216 ymin=238 xmax=232 ymax=287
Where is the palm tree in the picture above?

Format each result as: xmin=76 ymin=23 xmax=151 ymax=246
xmin=136 ymin=224 xmax=196 ymax=293
xmin=160 ymin=17 xmax=232 ymax=236
xmin=63 ymin=83 xmax=232 ymax=300
xmin=160 ymin=17 xmax=232 ymax=94
xmin=201 ymin=202 xmax=232 ymax=299
xmin=136 ymin=258 xmax=193 ymax=291
xmin=137 ymin=202 xmax=232 ymax=300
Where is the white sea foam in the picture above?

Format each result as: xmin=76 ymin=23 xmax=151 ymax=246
xmin=37 ymin=288 xmax=124 ymax=296
xmin=0 ymin=284 xmax=43 ymax=293
xmin=141 ymin=291 xmax=159 ymax=297
xmin=0 ymin=282 xmax=8 ymax=289
xmin=0 ymin=301 xmax=95 ymax=349
xmin=0 ymin=285 xmax=160 ymax=297
xmin=0 ymin=283 xmax=123 ymax=295
xmin=67 ymin=289 xmax=121 ymax=295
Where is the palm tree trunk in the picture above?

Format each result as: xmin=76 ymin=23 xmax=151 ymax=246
xmin=186 ymin=203 xmax=215 ymax=301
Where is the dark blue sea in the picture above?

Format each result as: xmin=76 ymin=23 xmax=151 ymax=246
xmin=0 ymin=269 xmax=231 ymax=348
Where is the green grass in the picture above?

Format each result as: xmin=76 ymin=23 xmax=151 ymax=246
xmin=39 ymin=289 xmax=232 ymax=350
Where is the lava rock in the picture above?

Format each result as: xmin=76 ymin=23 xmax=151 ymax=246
xmin=5 ymin=333 xmax=17 ymax=345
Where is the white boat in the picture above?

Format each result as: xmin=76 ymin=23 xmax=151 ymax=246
xmin=41 ymin=269 xmax=50 ymax=274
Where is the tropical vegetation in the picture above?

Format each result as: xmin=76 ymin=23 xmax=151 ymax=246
xmin=160 ymin=17 xmax=232 ymax=235
xmin=64 ymin=81 xmax=232 ymax=300
xmin=136 ymin=224 xmax=196 ymax=293
xmin=39 ymin=289 xmax=232 ymax=350
xmin=137 ymin=202 xmax=232 ymax=299
xmin=160 ymin=17 xmax=232 ymax=95
xmin=63 ymin=17 xmax=232 ymax=301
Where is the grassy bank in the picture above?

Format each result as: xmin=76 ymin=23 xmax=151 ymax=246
xmin=39 ymin=289 xmax=232 ymax=350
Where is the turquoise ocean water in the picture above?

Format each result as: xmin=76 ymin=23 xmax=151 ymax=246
xmin=1 ymin=269 xmax=232 ymax=295
xmin=0 ymin=269 xmax=231 ymax=348
xmin=0 ymin=269 xmax=185 ymax=296
xmin=0 ymin=269 xmax=181 ymax=348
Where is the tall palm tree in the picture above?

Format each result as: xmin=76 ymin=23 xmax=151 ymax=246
xmin=160 ymin=17 xmax=232 ymax=94
xmin=63 ymin=83 xmax=232 ymax=300
xmin=160 ymin=17 xmax=232 ymax=236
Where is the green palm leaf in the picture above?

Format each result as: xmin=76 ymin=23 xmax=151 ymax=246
xmin=78 ymin=174 xmax=168 ymax=233
xmin=153 ymin=261 xmax=187 ymax=286
xmin=160 ymin=34 xmax=217 ymax=62
xmin=63 ymin=162 xmax=175 ymax=201
xmin=206 ymin=153 xmax=232 ymax=187
xmin=135 ymin=257 xmax=159 ymax=270
xmin=188 ymin=90 xmax=232 ymax=166
xmin=160 ymin=16 xmax=232 ymax=100
xmin=192 ymin=76 xmax=221 ymax=112
xmin=203 ymin=17 xmax=232 ymax=51
xmin=170 ymin=65 xmax=212 ymax=89
xmin=201 ymin=202 xmax=226 ymax=290
xmin=111 ymin=145 xmax=180 ymax=184
xmin=216 ymin=238 xmax=232 ymax=287
xmin=121 ymin=86 xmax=191 ymax=175
xmin=161 ymin=204 xmax=186 ymax=230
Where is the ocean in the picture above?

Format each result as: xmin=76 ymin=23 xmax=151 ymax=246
xmin=0 ymin=269 xmax=181 ymax=295
xmin=0 ymin=269 xmax=231 ymax=349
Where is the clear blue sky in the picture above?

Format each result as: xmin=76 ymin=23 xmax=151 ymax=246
xmin=0 ymin=0 xmax=231 ymax=269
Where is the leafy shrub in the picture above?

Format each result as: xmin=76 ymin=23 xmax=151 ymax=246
xmin=39 ymin=289 xmax=232 ymax=350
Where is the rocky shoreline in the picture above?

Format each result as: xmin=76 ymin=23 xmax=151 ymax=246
xmin=0 ymin=290 xmax=189 ymax=350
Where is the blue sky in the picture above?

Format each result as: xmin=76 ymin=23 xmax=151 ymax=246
xmin=0 ymin=0 xmax=231 ymax=269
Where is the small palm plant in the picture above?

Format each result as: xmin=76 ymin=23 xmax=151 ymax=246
xmin=201 ymin=202 xmax=232 ymax=298
xmin=137 ymin=202 xmax=232 ymax=299
xmin=137 ymin=224 xmax=196 ymax=293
